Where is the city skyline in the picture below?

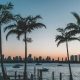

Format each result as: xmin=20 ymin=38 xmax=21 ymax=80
xmin=1 ymin=0 xmax=80 ymax=59
xmin=1 ymin=54 xmax=80 ymax=62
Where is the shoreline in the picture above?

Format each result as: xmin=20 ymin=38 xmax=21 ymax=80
xmin=1 ymin=61 xmax=80 ymax=64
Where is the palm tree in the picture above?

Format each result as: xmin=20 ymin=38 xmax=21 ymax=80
xmin=65 ymin=12 xmax=80 ymax=36
xmin=55 ymin=28 xmax=80 ymax=80
xmin=0 ymin=2 xmax=13 ymax=79
xmin=4 ymin=15 xmax=46 ymax=80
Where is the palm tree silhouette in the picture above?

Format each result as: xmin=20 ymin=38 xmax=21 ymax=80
xmin=55 ymin=28 xmax=80 ymax=80
xmin=0 ymin=2 xmax=13 ymax=79
xmin=4 ymin=15 xmax=46 ymax=80
xmin=65 ymin=12 xmax=80 ymax=37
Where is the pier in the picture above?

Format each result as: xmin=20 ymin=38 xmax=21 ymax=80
xmin=0 ymin=69 xmax=79 ymax=80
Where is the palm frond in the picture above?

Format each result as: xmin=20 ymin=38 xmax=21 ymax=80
xmin=16 ymin=31 xmax=24 ymax=40
xmin=56 ymin=28 xmax=64 ymax=32
xmin=65 ymin=23 xmax=78 ymax=30
xmin=6 ymin=29 xmax=20 ymax=40
xmin=6 ymin=2 xmax=13 ymax=10
xmin=29 ymin=23 xmax=46 ymax=29
xmin=27 ymin=38 xmax=32 ymax=42
xmin=13 ymin=14 xmax=22 ymax=22
xmin=2 ymin=2 xmax=13 ymax=11
xmin=25 ymin=16 xmax=31 ymax=22
xmin=4 ymin=24 xmax=16 ymax=32
xmin=71 ymin=12 xmax=80 ymax=25
xmin=25 ymin=23 xmax=46 ymax=33
xmin=55 ymin=35 xmax=65 ymax=42
xmin=23 ymin=38 xmax=32 ymax=43
xmin=57 ymin=40 xmax=65 ymax=47
xmin=0 ymin=4 xmax=3 ymax=10
xmin=68 ymin=37 xmax=80 ymax=42
xmin=66 ymin=30 xmax=78 ymax=36
xmin=32 ymin=15 xmax=42 ymax=20
xmin=1 ymin=11 xmax=13 ymax=23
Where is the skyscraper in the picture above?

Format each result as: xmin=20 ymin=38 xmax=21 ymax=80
xmin=79 ymin=55 xmax=80 ymax=62
xmin=70 ymin=55 xmax=74 ymax=62
xmin=74 ymin=55 xmax=78 ymax=62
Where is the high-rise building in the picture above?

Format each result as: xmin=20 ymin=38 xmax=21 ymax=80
xmin=7 ymin=56 xmax=12 ymax=61
xmin=70 ymin=55 xmax=74 ymax=62
xmin=62 ymin=57 xmax=63 ymax=61
xmin=74 ymin=55 xmax=78 ymax=62
xmin=27 ymin=54 xmax=33 ymax=62
xmin=79 ymin=55 xmax=80 ymax=62
xmin=2 ymin=54 xmax=4 ymax=60
xmin=65 ymin=57 xmax=67 ymax=62
xmin=58 ymin=57 xmax=59 ymax=61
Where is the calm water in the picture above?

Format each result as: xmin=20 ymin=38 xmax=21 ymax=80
xmin=0 ymin=63 xmax=80 ymax=80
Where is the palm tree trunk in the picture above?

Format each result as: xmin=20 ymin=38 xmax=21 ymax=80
xmin=0 ymin=25 xmax=5 ymax=78
xmin=0 ymin=24 xmax=6 ymax=80
xmin=24 ymin=32 xmax=27 ymax=80
xmin=66 ymin=40 xmax=73 ymax=80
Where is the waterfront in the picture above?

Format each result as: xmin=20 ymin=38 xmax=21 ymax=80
xmin=0 ymin=63 xmax=80 ymax=80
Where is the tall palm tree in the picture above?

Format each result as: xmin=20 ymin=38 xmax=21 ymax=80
xmin=0 ymin=2 xmax=13 ymax=79
xmin=55 ymin=28 xmax=80 ymax=80
xmin=4 ymin=15 xmax=46 ymax=80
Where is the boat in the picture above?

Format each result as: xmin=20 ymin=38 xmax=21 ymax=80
xmin=13 ymin=64 xmax=23 ymax=68
xmin=41 ymin=68 xmax=49 ymax=71
xmin=36 ymin=63 xmax=42 ymax=65
xmin=57 ymin=64 xmax=63 ymax=66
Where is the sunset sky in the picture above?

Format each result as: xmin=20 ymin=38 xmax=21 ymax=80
xmin=1 ymin=0 xmax=80 ymax=59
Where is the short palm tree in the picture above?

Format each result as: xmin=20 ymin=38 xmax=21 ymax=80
xmin=0 ymin=2 xmax=13 ymax=79
xmin=55 ymin=28 xmax=80 ymax=80
xmin=4 ymin=15 xmax=46 ymax=80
